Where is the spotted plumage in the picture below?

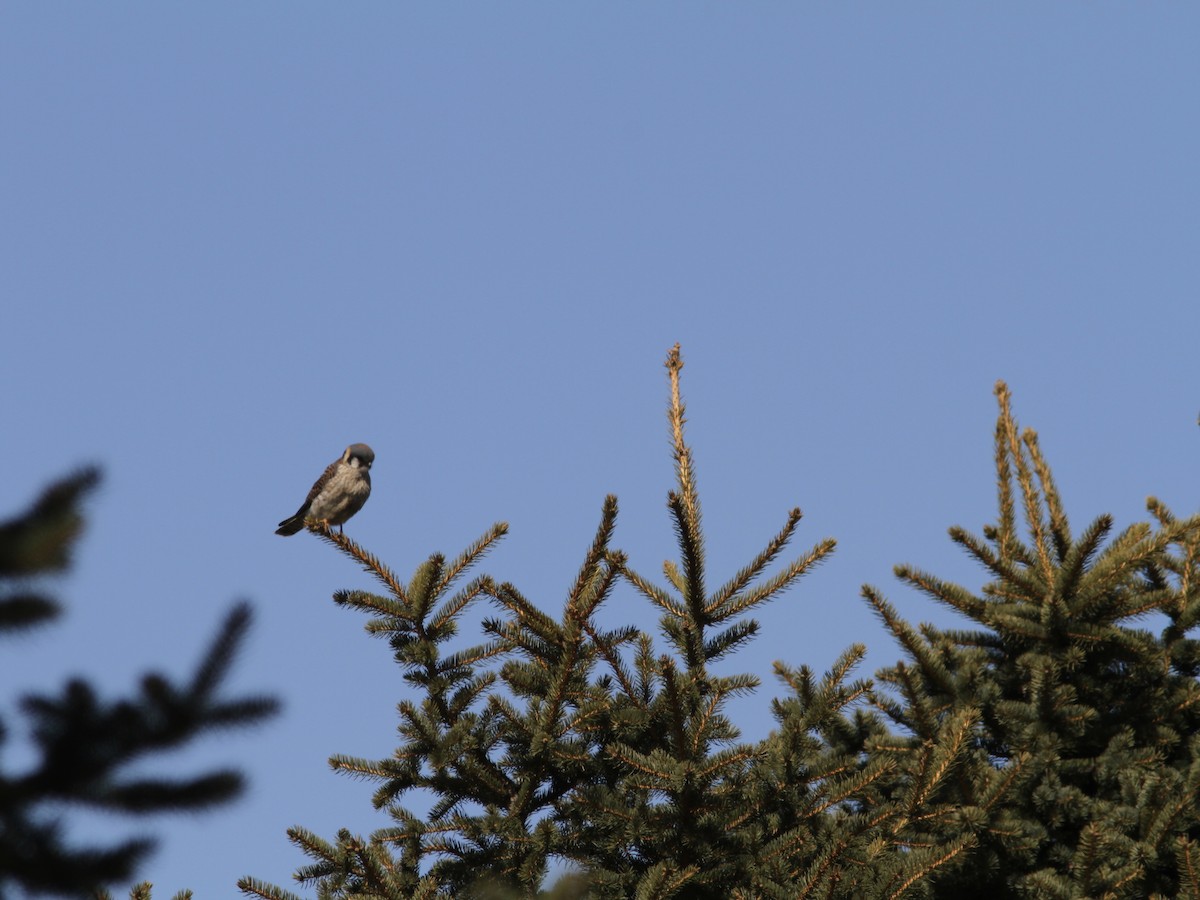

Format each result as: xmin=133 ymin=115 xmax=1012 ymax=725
xmin=276 ymin=443 xmax=374 ymax=536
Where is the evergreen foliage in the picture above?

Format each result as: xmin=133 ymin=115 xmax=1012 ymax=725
xmin=864 ymin=383 xmax=1200 ymax=899
xmin=0 ymin=469 xmax=278 ymax=898
xmin=240 ymin=347 xmax=1198 ymax=899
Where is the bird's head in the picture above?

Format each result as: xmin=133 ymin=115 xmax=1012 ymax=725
xmin=344 ymin=443 xmax=375 ymax=470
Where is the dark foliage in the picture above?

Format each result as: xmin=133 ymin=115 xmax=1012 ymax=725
xmin=0 ymin=469 xmax=279 ymax=898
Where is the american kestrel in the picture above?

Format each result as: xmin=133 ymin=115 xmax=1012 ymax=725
xmin=275 ymin=443 xmax=374 ymax=536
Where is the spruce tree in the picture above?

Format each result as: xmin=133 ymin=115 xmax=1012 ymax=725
xmin=863 ymin=383 xmax=1200 ymax=898
xmin=0 ymin=468 xmax=278 ymax=898
xmin=13 ymin=359 xmax=1194 ymax=900
xmin=240 ymin=346 xmax=975 ymax=900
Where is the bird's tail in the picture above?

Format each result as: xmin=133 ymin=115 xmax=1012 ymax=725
xmin=275 ymin=515 xmax=306 ymax=536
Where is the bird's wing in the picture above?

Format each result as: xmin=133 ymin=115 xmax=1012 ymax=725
xmin=300 ymin=458 xmax=342 ymax=510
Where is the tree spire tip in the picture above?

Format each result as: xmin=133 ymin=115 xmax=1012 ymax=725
xmin=665 ymin=343 xmax=683 ymax=372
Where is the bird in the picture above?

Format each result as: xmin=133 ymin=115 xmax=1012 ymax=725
xmin=275 ymin=443 xmax=374 ymax=536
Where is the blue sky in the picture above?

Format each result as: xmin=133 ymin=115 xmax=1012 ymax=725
xmin=2 ymin=4 xmax=1197 ymax=896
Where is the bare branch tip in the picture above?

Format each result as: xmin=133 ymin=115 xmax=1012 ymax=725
xmin=665 ymin=342 xmax=683 ymax=371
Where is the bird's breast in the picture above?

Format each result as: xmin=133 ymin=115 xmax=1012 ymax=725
xmin=308 ymin=465 xmax=372 ymax=524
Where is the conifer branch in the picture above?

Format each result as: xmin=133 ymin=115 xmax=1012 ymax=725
xmin=1066 ymin=525 xmax=1181 ymax=624
xmin=948 ymin=526 xmax=1047 ymax=600
xmin=718 ymin=538 xmax=837 ymax=620
xmin=662 ymin=559 xmax=687 ymax=594
xmin=690 ymin=690 xmax=725 ymax=753
xmin=893 ymin=564 xmax=987 ymax=619
xmin=334 ymin=588 xmax=411 ymax=620
xmin=1176 ymin=837 xmax=1200 ymax=898
xmin=435 ymin=640 xmax=508 ymax=677
xmin=827 ymin=643 xmax=868 ymax=694
xmin=999 ymin=398 xmax=1054 ymax=586
xmin=667 ymin=490 xmax=708 ymax=658
xmin=620 ymin=562 xmax=686 ymax=618
xmin=634 ymin=632 xmax=658 ymax=703
xmin=985 ymin=609 xmax=1050 ymax=641
xmin=583 ymin=620 xmax=642 ymax=704
xmin=883 ymin=835 xmax=974 ymax=900
xmin=862 ymin=586 xmax=957 ymax=698
xmin=658 ymin=657 xmax=692 ymax=761
xmin=236 ymin=877 xmax=306 ymax=900
xmin=567 ymin=495 xmax=618 ymax=612
xmin=976 ymin=752 xmax=1031 ymax=811
xmin=327 ymin=754 xmax=390 ymax=780
xmin=487 ymin=581 xmax=561 ymax=642
xmin=803 ymin=760 xmax=897 ymax=819
xmin=709 ymin=507 xmax=804 ymax=609
xmin=1023 ymin=429 xmax=1071 ymax=560
xmin=0 ymin=593 xmax=58 ymax=630
xmin=702 ymin=620 xmax=760 ymax=662
xmin=606 ymin=744 xmax=674 ymax=783
xmin=902 ymin=707 xmax=975 ymax=819
xmin=309 ymin=522 xmax=409 ymax=602
xmin=663 ymin=346 xmax=709 ymax=664
xmin=286 ymin=826 xmax=338 ymax=863
xmin=428 ymin=576 xmax=492 ymax=637
xmin=665 ymin=344 xmax=701 ymax=541
xmin=1053 ymin=514 xmax=1112 ymax=605
xmin=634 ymin=860 xmax=699 ymax=900
xmin=993 ymin=381 xmax=1020 ymax=566
xmin=0 ymin=465 xmax=100 ymax=577
xmin=447 ymin=670 xmax=498 ymax=716
xmin=756 ymin=823 xmax=811 ymax=866
xmin=434 ymin=523 xmax=507 ymax=596
xmin=1142 ymin=781 xmax=1194 ymax=849
xmin=793 ymin=825 xmax=867 ymax=898
xmin=408 ymin=554 xmax=447 ymax=622
xmin=1147 ymin=495 xmax=1179 ymax=527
